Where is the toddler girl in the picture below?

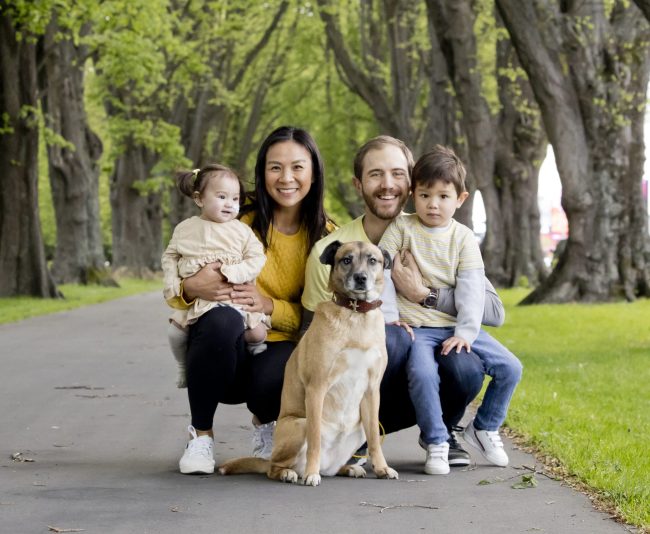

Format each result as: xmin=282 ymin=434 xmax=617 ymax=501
xmin=162 ymin=164 xmax=270 ymax=387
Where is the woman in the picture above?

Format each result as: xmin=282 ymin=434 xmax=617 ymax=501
xmin=175 ymin=126 xmax=332 ymax=474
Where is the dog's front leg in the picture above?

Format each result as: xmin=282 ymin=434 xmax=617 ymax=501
xmin=360 ymin=385 xmax=398 ymax=480
xmin=303 ymin=385 xmax=326 ymax=486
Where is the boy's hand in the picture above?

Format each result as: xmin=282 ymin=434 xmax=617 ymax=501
xmin=441 ymin=336 xmax=471 ymax=355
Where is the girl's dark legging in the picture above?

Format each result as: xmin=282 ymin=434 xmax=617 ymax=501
xmin=186 ymin=306 xmax=294 ymax=430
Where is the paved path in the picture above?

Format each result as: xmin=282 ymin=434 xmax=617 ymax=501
xmin=0 ymin=293 xmax=633 ymax=534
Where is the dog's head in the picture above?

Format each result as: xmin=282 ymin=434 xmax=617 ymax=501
xmin=320 ymin=240 xmax=391 ymax=302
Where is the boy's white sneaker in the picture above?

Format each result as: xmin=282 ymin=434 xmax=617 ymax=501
xmin=251 ymin=421 xmax=275 ymax=459
xmin=179 ymin=425 xmax=215 ymax=474
xmin=424 ymin=441 xmax=450 ymax=475
xmin=463 ymin=420 xmax=509 ymax=467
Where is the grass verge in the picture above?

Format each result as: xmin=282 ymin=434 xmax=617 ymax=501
xmin=0 ymin=278 xmax=161 ymax=325
xmin=489 ymin=289 xmax=650 ymax=531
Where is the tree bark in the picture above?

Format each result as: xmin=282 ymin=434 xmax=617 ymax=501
xmin=110 ymin=144 xmax=162 ymax=274
xmin=40 ymin=19 xmax=109 ymax=285
xmin=0 ymin=6 xmax=58 ymax=298
xmin=426 ymin=0 xmax=506 ymax=281
xmin=497 ymin=0 xmax=650 ymax=303
xmin=495 ymin=37 xmax=548 ymax=287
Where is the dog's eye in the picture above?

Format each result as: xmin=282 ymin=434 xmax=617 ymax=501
xmin=368 ymin=257 xmax=377 ymax=265
xmin=342 ymin=257 xmax=352 ymax=265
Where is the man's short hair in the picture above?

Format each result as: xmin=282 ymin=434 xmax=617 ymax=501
xmin=412 ymin=145 xmax=467 ymax=195
xmin=353 ymin=135 xmax=414 ymax=180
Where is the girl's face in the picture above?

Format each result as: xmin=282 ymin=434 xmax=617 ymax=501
xmin=264 ymin=140 xmax=313 ymax=211
xmin=194 ymin=173 xmax=241 ymax=223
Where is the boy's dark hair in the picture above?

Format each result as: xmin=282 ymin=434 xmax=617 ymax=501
xmin=353 ymin=135 xmax=414 ymax=181
xmin=177 ymin=164 xmax=245 ymax=204
xmin=412 ymin=145 xmax=467 ymax=195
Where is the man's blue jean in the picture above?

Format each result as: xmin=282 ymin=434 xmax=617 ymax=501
xmin=409 ymin=326 xmax=523 ymax=445
xmin=379 ymin=325 xmax=485 ymax=435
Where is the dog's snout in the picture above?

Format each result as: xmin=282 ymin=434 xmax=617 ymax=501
xmin=353 ymin=272 xmax=367 ymax=287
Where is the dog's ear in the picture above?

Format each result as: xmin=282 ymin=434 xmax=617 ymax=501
xmin=380 ymin=248 xmax=392 ymax=270
xmin=320 ymin=240 xmax=343 ymax=267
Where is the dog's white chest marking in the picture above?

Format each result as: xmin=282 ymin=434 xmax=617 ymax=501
xmin=312 ymin=346 xmax=382 ymax=475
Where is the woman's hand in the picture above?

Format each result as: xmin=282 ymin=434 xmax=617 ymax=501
xmin=183 ymin=262 xmax=233 ymax=302
xmin=441 ymin=336 xmax=471 ymax=356
xmin=231 ymin=283 xmax=273 ymax=315
xmin=391 ymin=249 xmax=429 ymax=304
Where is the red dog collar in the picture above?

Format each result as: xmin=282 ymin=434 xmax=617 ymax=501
xmin=332 ymin=292 xmax=383 ymax=313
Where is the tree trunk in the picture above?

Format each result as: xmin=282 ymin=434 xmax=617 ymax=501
xmin=495 ymin=37 xmax=548 ymax=287
xmin=110 ymin=144 xmax=162 ymax=274
xmin=0 ymin=8 xmax=58 ymax=298
xmin=426 ymin=0 xmax=506 ymax=282
xmin=497 ymin=0 xmax=650 ymax=303
xmin=40 ymin=20 xmax=109 ymax=285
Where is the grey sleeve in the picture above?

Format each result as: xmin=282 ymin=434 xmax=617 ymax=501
xmin=436 ymin=277 xmax=505 ymax=327
xmin=453 ymin=268 xmax=485 ymax=343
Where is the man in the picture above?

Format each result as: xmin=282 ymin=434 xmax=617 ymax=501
xmin=301 ymin=136 xmax=504 ymax=466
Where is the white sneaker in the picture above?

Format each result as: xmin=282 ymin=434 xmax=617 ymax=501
xmin=424 ymin=441 xmax=450 ymax=475
xmin=251 ymin=421 xmax=275 ymax=459
xmin=179 ymin=425 xmax=215 ymax=474
xmin=463 ymin=420 xmax=509 ymax=467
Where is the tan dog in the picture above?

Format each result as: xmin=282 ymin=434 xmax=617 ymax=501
xmin=219 ymin=240 xmax=399 ymax=486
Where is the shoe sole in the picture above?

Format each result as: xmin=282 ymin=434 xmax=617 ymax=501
xmin=424 ymin=465 xmax=450 ymax=475
xmin=448 ymin=458 xmax=471 ymax=467
xmin=463 ymin=428 xmax=508 ymax=467
xmin=179 ymin=462 xmax=215 ymax=475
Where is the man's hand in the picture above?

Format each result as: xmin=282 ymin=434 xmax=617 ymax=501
xmin=386 ymin=320 xmax=415 ymax=340
xmin=441 ymin=336 xmax=471 ymax=355
xmin=183 ymin=262 xmax=232 ymax=301
xmin=391 ymin=249 xmax=429 ymax=304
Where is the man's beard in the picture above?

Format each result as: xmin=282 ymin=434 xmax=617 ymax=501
xmin=362 ymin=187 xmax=408 ymax=220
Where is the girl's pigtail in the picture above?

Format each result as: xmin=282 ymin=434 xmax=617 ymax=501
xmin=177 ymin=169 xmax=199 ymax=198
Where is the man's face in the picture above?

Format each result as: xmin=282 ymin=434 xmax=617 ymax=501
xmin=354 ymin=145 xmax=410 ymax=221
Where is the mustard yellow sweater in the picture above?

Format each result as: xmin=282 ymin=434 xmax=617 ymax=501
xmin=240 ymin=212 xmax=307 ymax=342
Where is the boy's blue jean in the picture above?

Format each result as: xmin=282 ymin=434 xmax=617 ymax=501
xmin=409 ymin=326 xmax=523 ymax=445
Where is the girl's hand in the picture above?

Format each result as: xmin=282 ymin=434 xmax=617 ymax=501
xmin=441 ymin=336 xmax=471 ymax=355
xmin=231 ymin=283 xmax=273 ymax=315
xmin=183 ymin=262 xmax=234 ymax=301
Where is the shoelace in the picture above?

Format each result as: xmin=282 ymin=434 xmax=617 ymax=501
xmin=187 ymin=436 xmax=213 ymax=457
xmin=448 ymin=425 xmax=464 ymax=449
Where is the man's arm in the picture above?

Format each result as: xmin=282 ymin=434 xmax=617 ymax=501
xmin=391 ymin=250 xmax=505 ymax=327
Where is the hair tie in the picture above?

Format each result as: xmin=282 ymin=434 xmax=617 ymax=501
xmin=192 ymin=168 xmax=200 ymax=180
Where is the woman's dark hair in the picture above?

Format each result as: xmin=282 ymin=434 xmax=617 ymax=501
xmin=246 ymin=126 xmax=327 ymax=251
xmin=177 ymin=163 xmax=245 ymax=204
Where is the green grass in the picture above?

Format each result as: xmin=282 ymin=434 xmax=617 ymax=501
xmin=488 ymin=289 xmax=650 ymax=530
xmin=0 ymin=278 xmax=161 ymax=325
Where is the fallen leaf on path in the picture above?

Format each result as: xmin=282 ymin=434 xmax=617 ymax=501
xmin=11 ymin=452 xmax=35 ymax=462
xmin=170 ymin=506 xmax=180 ymax=512
xmin=512 ymin=474 xmax=538 ymax=489
xmin=47 ymin=527 xmax=85 ymax=533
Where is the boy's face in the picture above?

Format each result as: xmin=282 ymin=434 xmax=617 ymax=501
xmin=413 ymin=180 xmax=468 ymax=228
xmin=354 ymin=144 xmax=410 ymax=221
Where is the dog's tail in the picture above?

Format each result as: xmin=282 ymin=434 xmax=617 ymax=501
xmin=218 ymin=457 xmax=269 ymax=475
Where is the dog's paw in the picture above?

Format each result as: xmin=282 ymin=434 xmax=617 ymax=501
xmin=303 ymin=473 xmax=321 ymax=486
xmin=280 ymin=469 xmax=298 ymax=484
xmin=341 ymin=465 xmax=366 ymax=478
xmin=375 ymin=466 xmax=399 ymax=480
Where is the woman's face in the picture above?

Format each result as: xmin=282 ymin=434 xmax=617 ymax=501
xmin=264 ymin=140 xmax=313 ymax=211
